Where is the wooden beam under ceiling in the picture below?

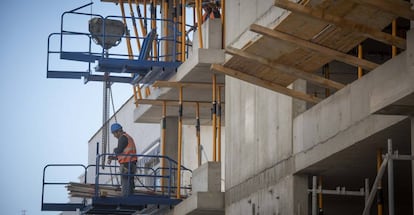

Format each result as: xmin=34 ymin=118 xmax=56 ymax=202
xmin=274 ymin=0 xmax=406 ymax=49
xmin=348 ymin=0 xmax=414 ymax=20
xmin=225 ymin=47 xmax=345 ymax=90
xmin=250 ymin=24 xmax=379 ymax=71
xmin=210 ymin=64 xmax=322 ymax=104
xmin=153 ymin=80 xmax=224 ymax=88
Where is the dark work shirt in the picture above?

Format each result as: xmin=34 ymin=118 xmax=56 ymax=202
xmin=113 ymin=134 xmax=128 ymax=154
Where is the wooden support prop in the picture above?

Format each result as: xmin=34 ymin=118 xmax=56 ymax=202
xmin=153 ymin=80 xmax=225 ymax=88
xmin=358 ymin=44 xmax=363 ymax=78
xmin=274 ymin=0 xmax=406 ymax=49
xmin=250 ymin=24 xmax=379 ymax=71
xmin=348 ymin=0 xmax=414 ymax=20
xmin=211 ymin=64 xmax=321 ymax=104
xmin=225 ymin=47 xmax=345 ymax=90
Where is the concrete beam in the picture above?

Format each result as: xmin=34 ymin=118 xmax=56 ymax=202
xmin=293 ymin=50 xmax=413 ymax=171
xmin=372 ymin=20 xmax=414 ymax=116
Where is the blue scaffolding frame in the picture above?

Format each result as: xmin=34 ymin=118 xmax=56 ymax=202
xmin=41 ymin=154 xmax=192 ymax=214
xmin=46 ymin=2 xmax=189 ymax=85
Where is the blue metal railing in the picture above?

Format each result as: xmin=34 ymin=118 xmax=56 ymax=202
xmin=95 ymin=153 xmax=192 ymax=198
xmin=41 ymin=164 xmax=92 ymax=211
xmin=41 ymin=154 xmax=192 ymax=212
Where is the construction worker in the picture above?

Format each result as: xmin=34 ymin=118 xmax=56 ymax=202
xmin=108 ymin=123 xmax=138 ymax=196
xmin=202 ymin=1 xmax=221 ymax=23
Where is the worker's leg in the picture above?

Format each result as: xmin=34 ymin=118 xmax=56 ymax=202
xmin=129 ymin=162 xmax=137 ymax=195
xmin=120 ymin=162 xmax=136 ymax=196
xmin=120 ymin=163 xmax=129 ymax=196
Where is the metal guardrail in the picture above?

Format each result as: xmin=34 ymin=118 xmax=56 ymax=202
xmin=41 ymin=154 xmax=192 ymax=212
xmin=46 ymin=3 xmax=194 ymax=84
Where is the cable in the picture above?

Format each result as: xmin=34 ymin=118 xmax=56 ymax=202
xmin=109 ymin=86 xmax=118 ymax=123
xmin=201 ymin=145 xmax=209 ymax=162
xmin=108 ymin=84 xmax=120 ymax=185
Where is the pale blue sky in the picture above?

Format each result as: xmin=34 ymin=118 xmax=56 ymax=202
xmin=0 ymin=1 xmax=133 ymax=214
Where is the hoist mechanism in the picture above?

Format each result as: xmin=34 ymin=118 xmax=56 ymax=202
xmin=46 ymin=2 xmax=182 ymax=85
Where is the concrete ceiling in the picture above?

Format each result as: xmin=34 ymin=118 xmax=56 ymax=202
xmin=298 ymin=117 xmax=411 ymax=196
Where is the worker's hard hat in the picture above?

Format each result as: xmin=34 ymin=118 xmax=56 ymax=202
xmin=111 ymin=123 xmax=122 ymax=133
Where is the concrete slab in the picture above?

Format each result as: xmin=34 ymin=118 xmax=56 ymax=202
xmin=173 ymin=192 xmax=224 ymax=215
xmin=133 ymin=48 xmax=225 ymax=124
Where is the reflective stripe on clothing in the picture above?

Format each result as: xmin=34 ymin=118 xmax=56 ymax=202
xmin=117 ymin=133 xmax=137 ymax=163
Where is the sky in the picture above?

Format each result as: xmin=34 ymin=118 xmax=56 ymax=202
xmin=0 ymin=1 xmax=134 ymax=214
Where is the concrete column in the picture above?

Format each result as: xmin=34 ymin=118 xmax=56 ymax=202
xmin=293 ymin=175 xmax=308 ymax=215
xmin=292 ymin=79 xmax=307 ymax=118
xmin=160 ymin=116 xmax=178 ymax=190
xmin=161 ymin=116 xmax=178 ymax=161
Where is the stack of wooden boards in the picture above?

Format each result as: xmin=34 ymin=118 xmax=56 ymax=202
xmin=66 ymin=182 xmax=159 ymax=198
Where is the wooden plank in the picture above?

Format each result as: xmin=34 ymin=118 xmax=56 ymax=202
xmin=274 ymin=0 xmax=406 ymax=49
xmin=210 ymin=64 xmax=321 ymax=104
xmin=225 ymin=47 xmax=345 ymax=90
xmin=153 ymin=81 xmax=225 ymax=88
xmin=250 ymin=24 xmax=379 ymax=71
xmin=348 ymin=0 xmax=414 ymax=20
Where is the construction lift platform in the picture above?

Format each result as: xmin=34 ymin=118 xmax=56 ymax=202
xmin=42 ymin=2 xmax=194 ymax=214
xmin=41 ymin=154 xmax=192 ymax=214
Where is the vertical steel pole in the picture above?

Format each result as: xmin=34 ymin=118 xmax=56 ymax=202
xmin=365 ymin=178 xmax=370 ymax=215
xmin=162 ymin=0 xmax=168 ymax=61
xmin=217 ymin=86 xmax=222 ymax=162
xmin=377 ymin=148 xmax=383 ymax=215
xmin=181 ymin=0 xmax=186 ymax=61
xmin=176 ymin=86 xmax=183 ymax=198
xmin=318 ymin=176 xmax=323 ymax=215
xmin=312 ymin=176 xmax=317 ymax=215
xmin=212 ymin=74 xmax=217 ymax=161
xmin=151 ymin=0 xmax=157 ymax=59
xmin=388 ymin=139 xmax=394 ymax=215
xmin=161 ymin=101 xmax=166 ymax=193
xmin=363 ymin=157 xmax=389 ymax=215
xmin=196 ymin=102 xmax=201 ymax=166
xmin=221 ymin=0 xmax=225 ymax=49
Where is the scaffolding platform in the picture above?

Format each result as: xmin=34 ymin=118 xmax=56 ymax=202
xmin=41 ymin=155 xmax=192 ymax=214
xmin=46 ymin=4 xmax=184 ymax=85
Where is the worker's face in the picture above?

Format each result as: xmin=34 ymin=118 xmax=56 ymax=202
xmin=112 ymin=130 xmax=121 ymax=139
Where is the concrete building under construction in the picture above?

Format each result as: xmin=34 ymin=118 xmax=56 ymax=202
xmin=41 ymin=0 xmax=414 ymax=214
